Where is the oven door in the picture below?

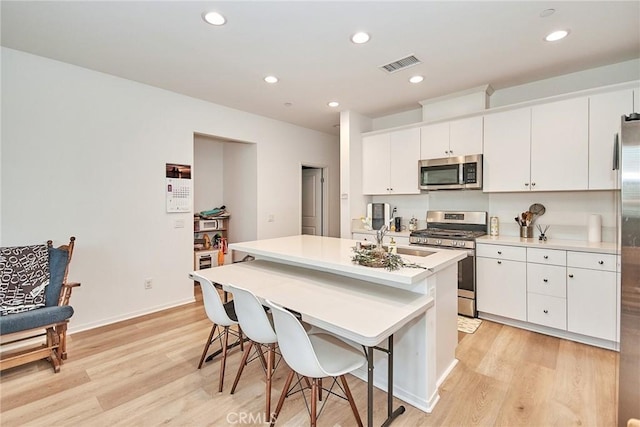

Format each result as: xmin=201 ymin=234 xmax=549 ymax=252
xmin=456 ymin=248 xmax=476 ymax=317
xmin=411 ymin=243 xmax=477 ymax=316
xmin=419 ymin=158 xmax=463 ymax=190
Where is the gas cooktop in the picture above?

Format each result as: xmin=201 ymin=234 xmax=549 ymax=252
xmin=409 ymin=211 xmax=487 ymax=249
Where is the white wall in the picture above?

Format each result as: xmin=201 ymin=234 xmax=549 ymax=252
xmin=490 ymin=59 xmax=640 ymax=108
xmin=223 ymin=141 xmax=257 ymax=246
xmin=340 ymin=110 xmax=372 ymax=238
xmin=193 ymin=135 xmax=224 ymax=213
xmin=1 ymin=47 xmax=339 ymax=332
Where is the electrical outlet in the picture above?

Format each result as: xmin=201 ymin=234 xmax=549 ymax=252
xmin=144 ymin=278 xmax=153 ymax=289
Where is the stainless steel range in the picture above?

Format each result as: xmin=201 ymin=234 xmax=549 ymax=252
xmin=410 ymin=211 xmax=487 ymax=317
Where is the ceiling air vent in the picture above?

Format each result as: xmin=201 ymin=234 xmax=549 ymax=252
xmin=380 ymin=55 xmax=421 ymax=73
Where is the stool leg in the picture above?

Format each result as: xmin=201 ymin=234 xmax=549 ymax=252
xmin=231 ymin=340 xmax=253 ymax=394
xmin=340 ymin=375 xmax=363 ymax=427
xmin=311 ymin=378 xmax=318 ymax=427
xmin=271 ymin=369 xmax=295 ymax=427
xmin=238 ymin=326 xmax=244 ymax=351
xmin=218 ymin=326 xmax=230 ymax=392
xmin=318 ymin=378 xmax=322 ymax=401
xmin=266 ymin=343 xmax=274 ymax=419
xmin=198 ymin=324 xmax=218 ymax=369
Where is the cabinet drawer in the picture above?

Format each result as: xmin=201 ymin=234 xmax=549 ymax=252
xmin=567 ymin=251 xmax=617 ymax=272
xmin=527 ymin=248 xmax=566 ymax=266
xmin=527 ymin=264 xmax=567 ymax=298
xmin=477 ymin=244 xmax=526 ymax=261
xmin=527 ymin=293 xmax=567 ymax=330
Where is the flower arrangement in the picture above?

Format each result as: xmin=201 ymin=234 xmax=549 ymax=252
xmin=351 ymin=244 xmax=428 ymax=271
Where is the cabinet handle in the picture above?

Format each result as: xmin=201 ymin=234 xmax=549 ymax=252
xmin=543 ymin=309 xmax=549 ymax=314
xmin=543 ymin=279 xmax=548 ymax=283
xmin=497 ymin=260 xmax=502 ymax=265
xmin=613 ymin=133 xmax=620 ymax=171
xmin=445 ymin=150 xmax=449 ymax=155
xmin=497 ymin=251 xmax=502 ymax=255
xmin=531 ymin=182 xmax=536 ymax=187
xmin=568 ymin=274 xmax=574 ymax=278
xmin=450 ymin=150 xmax=453 ymax=154
xmin=543 ymin=255 xmax=549 ymax=259
xmin=598 ymin=260 xmax=604 ymax=265
xmin=525 ymin=183 xmax=529 ymax=187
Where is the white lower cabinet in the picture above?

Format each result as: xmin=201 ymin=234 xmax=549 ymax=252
xmin=476 ymin=246 xmax=527 ymax=321
xmin=527 ymin=293 xmax=567 ymax=330
xmin=526 ymin=249 xmax=567 ymax=329
xmin=477 ymin=242 xmax=619 ymax=349
xmin=567 ymin=252 xmax=618 ymax=342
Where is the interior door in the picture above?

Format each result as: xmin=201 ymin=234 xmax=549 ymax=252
xmin=301 ymin=168 xmax=323 ymax=235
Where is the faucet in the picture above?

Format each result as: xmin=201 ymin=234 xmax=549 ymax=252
xmin=376 ymin=225 xmax=388 ymax=246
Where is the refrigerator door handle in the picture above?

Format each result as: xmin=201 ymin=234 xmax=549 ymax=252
xmin=613 ymin=133 xmax=620 ymax=171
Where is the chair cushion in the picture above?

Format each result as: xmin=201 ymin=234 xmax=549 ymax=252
xmin=45 ymin=246 xmax=70 ymax=307
xmin=0 ymin=305 xmax=74 ymax=335
xmin=223 ymin=300 xmax=238 ymax=322
xmin=0 ymin=244 xmax=50 ymax=315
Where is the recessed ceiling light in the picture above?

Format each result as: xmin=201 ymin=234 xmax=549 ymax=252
xmin=284 ymin=102 xmax=292 ymax=107
xmin=328 ymin=101 xmax=340 ymax=108
xmin=264 ymin=75 xmax=279 ymax=84
xmin=409 ymin=75 xmax=424 ymax=84
xmin=351 ymin=32 xmax=370 ymax=44
xmin=545 ymin=29 xmax=569 ymax=42
xmin=202 ymin=11 xmax=226 ymax=26
xmin=540 ymin=8 xmax=555 ymax=18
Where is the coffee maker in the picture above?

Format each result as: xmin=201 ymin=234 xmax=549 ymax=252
xmin=366 ymin=203 xmax=390 ymax=230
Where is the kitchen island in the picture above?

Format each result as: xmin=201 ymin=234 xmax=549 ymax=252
xmin=221 ymin=234 xmax=466 ymax=414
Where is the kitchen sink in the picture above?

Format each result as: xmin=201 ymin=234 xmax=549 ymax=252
xmin=388 ymin=247 xmax=436 ymax=257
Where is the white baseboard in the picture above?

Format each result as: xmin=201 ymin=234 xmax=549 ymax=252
xmin=68 ymin=297 xmax=196 ymax=335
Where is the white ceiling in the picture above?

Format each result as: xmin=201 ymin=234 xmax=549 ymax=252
xmin=2 ymin=1 xmax=639 ymax=135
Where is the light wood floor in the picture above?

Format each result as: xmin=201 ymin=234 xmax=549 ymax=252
xmin=0 ymin=286 xmax=618 ymax=426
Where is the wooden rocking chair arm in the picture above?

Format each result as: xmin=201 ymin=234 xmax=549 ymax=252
xmin=58 ymin=282 xmax=81 ymax=306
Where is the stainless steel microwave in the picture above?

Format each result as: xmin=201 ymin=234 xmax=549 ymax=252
xmin=419 ymin=154 xmax=482 ymax=191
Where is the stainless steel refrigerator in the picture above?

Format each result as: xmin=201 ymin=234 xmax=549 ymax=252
xmin=618 ymin=114 xmax=640 ymax=427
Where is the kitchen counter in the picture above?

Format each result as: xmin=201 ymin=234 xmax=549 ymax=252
xmin=229 ymin=234 xmax=466 ymax=291
xmin=477 ymin=235 xmax=618 ymax=254
xmin=227 ymin=234 xmax=464 ymax=413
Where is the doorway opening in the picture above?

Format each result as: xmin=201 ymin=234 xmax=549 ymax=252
xmin=301 ymin=165 xmax=328 ymax=236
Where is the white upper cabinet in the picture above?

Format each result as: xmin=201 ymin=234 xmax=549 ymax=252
xmin=362 ymin=133 xmax=390 ymax=195
xmin=449 ymin=116 xmax=484 ymax=157
xmin=531 ymin=97 xmax=589 ymax=191
xmin=420 ymin=116 xmax=483 ymax=159
xmin=635 ymin=86 xmax=640 ymax=112
xmin=484 ymin=96 xmax=590 ymax=192
xmin=420 ymin=122 xmax=449 ymax=159
xmin=483 ymin=107 xmax=531 ymax=192
xmin=389 ymin=128 xmax=421 ymax=194
xmin=362 ymin=128 xmax=420 ymax=195
xmin=589 ymin=89 xmax=633 ymax=190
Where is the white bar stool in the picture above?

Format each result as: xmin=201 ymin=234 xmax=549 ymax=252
xmin=227 ymin=284 xmax=279 ymax=419
xmin=265 ymin=299 xmax=366 ymax=427
xmin=192 ymin=274 xmax=244 ymax=393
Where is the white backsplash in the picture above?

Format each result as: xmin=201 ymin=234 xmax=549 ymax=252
xmin=360 ymin=190 xmax=618 ymax=243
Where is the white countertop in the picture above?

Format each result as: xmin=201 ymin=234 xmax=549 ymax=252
xmin=191 ymin=260 xmax=434 ymax=346
xmin=229 ymin=235 xmax=466 ymax=287
xmin=477 ymin=235 xmax=618 ymax=254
